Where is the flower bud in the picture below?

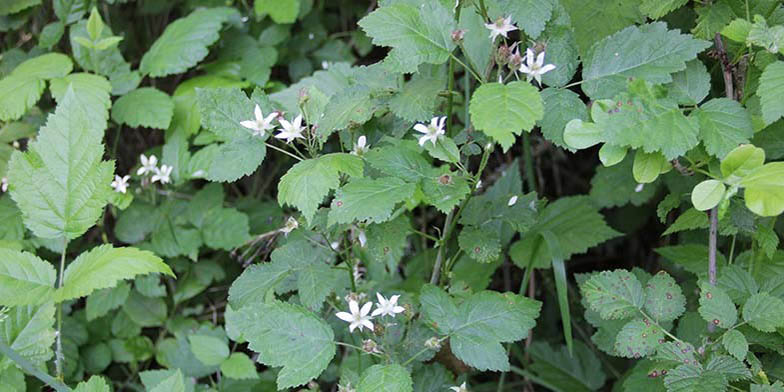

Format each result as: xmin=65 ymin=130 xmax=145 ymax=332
xmin=451 ymin=29 xmax=465 ymax=43
xmin=425 ymin=337 xmax=442 ymax=350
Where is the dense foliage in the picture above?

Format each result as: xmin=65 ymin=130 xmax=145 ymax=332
xmin=1 ymin=0 xmax=784 ymax=391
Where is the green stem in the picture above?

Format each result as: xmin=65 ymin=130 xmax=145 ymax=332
xmin=0 ymin=341 xmax=71 ymax=391
xmin=265 ymin=142 xmax=303 ymax=161
xmin=450 ymin=53 xmax=484 ymax=83
xmin=401 ymin=347 xmax=431 ymax=367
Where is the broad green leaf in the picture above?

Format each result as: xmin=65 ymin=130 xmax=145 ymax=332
xmin=694 ymin=98 xmax=754 ymax=158
xmin=56 ymin=245 xmax=173 ymax=301
xmin=421 ymin=167 xmax=470 ymax=213
xmin=112 ymin=87 xmax=174 ymax=129
xmin=722 ymin=18 xmax=752 ymax=43
xmin=692 ymin=0 xmax=736 ymax=39
xmin=581 ymin=269 xmax=644 ymax=320
xmin=85 ymin=281 xmax=130 ymax=321
xmin=365 ymin=144 xmax=430 ymax=183
xmin=469 ymin=82 xmax=544 ymax=151
xmin=365 ymin=216 xmax=410 ymax=268
xmin=458 ymin=227 xmax=501 ymax=263
xmin=139 ymin=8 xmax=238 ymax=77
xmin=389 ymin=66 xmax=446 ymax=122
xmin=615 ymin=318 xmax=664 ymax=358
xmin=560 ymin=0 xmax=643 ymax=57
xmin=201 ymin=207 xmax=250 ymax=250
xmin=358 ymin=364 xmax=413 ymax=392
xmin=661 ymin=208 xmax=709 ymax=236
xmin=759 ymin=61 xmax=784 ymax=125
xmin=73 ymin=376 xmax=110 ymax=392
xmin=487 ymin=0 xmax=552 ymax=38
xmin=748 ymin=15 xmax=784 ymax=55
xmin=8 ymin=87 xmax=113 ymax=240
xmin=0 ymin=303 xmax=56 ymax=368
xmin=227 ymin=259 xmax=291 ymax=309
xmin=742 ymin=292 xmax=784 ymax=332
xmin=0 ymin=53 xmax=73 ymax=121
xmin=632 ymin=150 xmax=668 ymax=184
xmin=563 ymin=119 xmax=602 ymax=150
xmin=317 ymin=86 xmax=380 ymax=140
xmin=225 ymin=301 xmax=336 ymax=389
xmin=328 ymin=177 xmax=415 ymax=226
xmin=539 ymin=24 xmax=580 ymax=88
xmin=539 ymin=88 xmax=588 ymax=149
xmin=148 ymin=370 xmax=185 ymax=392
xmin=691 ymin=180 xmax=726 ymax=211
xmin=590 ymin=156 xmax=657 ymax=208
xmin=698 ymin=282 xmax=737 ymax=328
xmin=122 ymin=290 xmax=167 ymax=327
xmin=0 ymin=248 xmax=56 ymax=306
xmin=741 ymin=162 xmax=784 ymax=216
xmin=458 ymin=10 xmax=491 ymax=77
xmin=0 ymin=0 xmax=41 ymax=15
xmin=718 ymin=264 xmax=759 ymax=304
xmin=188 ymin=334 xmax=229 ymax=366
xmin=598 ymin=144 xmax=628 ymax=167
xmin=49 ymin=73 xmax=112 ymax=129
xmin=722 ymin=329 xmax=748 ymax=361
xmin=706 ymin=355 xmax=751 ymax=381
xmin=655 ymin=341 xmax=698 ymax=366
xmin=640 ymin=0 xmax=688 ymax=18
xmin=721 ymin=144 xmax=765 ymax=180
xmin=664 ymin=364 xmax=727 ymax=392
xmin=528 ymin=341 xmax=606 ymax=392
xmin=220 ymin=352 xmax=258 ymax=380
xmin=644 ymin=271 xmax=686 ymax=323
xmin=666 ymin=60 xmax=711 ymax=105
xmin=68 ymin=19 xmax=141 ymax=95
xmin=255 ymin=0 xmax=299 ymax=23
xmin=278 ymin=153 xmax=363 ymax=222
xmin=358 ymin=3 xmax=456 ymax=73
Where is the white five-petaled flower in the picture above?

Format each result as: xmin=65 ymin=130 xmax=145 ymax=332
xmin=1 ymin=177 xmax=8 ymax=192
xmin=136 ymin=154 xmax=158 ymax=176
xmin=508 ymin=195 xmax=518 ymax=206
xmin=352 ymin=135 xmax=369 ymax=155
xmin=336 ymin=299 xmax=374 ymax=333
xmin=450 ymin=382 xmax=469 ymax=392
xmin=372 ymin=293 xmax=405 ymax=318
xmin=240 ymin=104 xmax=277 ymax=137
xmin=279 ymin=216 xmax=299 ymax=235
xmin=520 ymin=48 xmax=556 ymax=85
xmin=151 ymin=164 xmax=173 ymax=184
xmin=111 ymin=175 xmax=130 ymax=194
xmin=413 ymin=116 xmax=446 ymax=147
xmin=275 ymin=114 xmax=306 ymax=143
xmin=485 ymin=16 xmax=517 ymax=41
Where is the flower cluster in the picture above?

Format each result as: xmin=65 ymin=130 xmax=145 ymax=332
xmin=413 ymin=116 xmax=446 ymax=146
xmin=240 ymin=104 xmax=305 ymax=144
xmin=335 ymin=293 xmax=405 ymax=333
xmin=135 ymin=154 xmax=172 ymax=185
xmin=483 ymin=16 xmax=555 ymax=85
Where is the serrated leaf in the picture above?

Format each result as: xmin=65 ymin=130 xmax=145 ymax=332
xmin=655 ymin=341 xmax=698 ymax=366
xmin=112 ymin=87 xmax=174 ymax=129
xmin=528 ymin=341 xmax=606 ymax=392
xmin=581 ymin=269 xmax=644 ymax=320
xmin=255 ymin=0 xmax=299 ymax=23
xmin=539 ymin=87 xmax=588 ymax=148
xmin=188 ymin=334 xmax=229 ymax=366
xmin=8 ymin=87 xmax=113 ymax=240
xmin=666 ymin=60 xmax=711 ymax=106
xmin=644 ymin=271 xmax=686 ymax=323
xmin=748 ymin=15 xmax=784 ymax=55
xmin=488 ymin=0 xmax=552 ymax=38
xmin=718 ymin=264 xmax=758 ymax=305
xmin=560 ymin=0 xmax=643 ymax=57
xmin=640 ymin=0 xmax=688 ymax=18
xmin=722 ymin=18 xmax=752 ymax=42
xmin=698 ymin=282 xmax=737 ymax=328
xmin=365 ymin=144 xmax=430 ymax=183
xmin=317 ymin=86 xmax=379 ymax=141
xmin=662 ymin=208 xmax=709 ymax=236
xmin=55 ymin=245 xmax=174 ymax=302
xmin=225 ymin=301 xmax=336 ymax=389
xmin=365 ymin=216 xmax=410 ymax=269
xmin=201 ymin=207 xmax=250 ymax=250
xmin=691 ymin=180 xmax=726 ymax=211
xmin=694 ymin=98 xmax=754 ymax=158
xmin=85 ymin=281 xmax=130 ymax=321
xmin=0 ymin=53 xmax=73 ymax=121
xmin=759 ymin=61 xmax=784 ymax=125
xmin=140 ymin=8 xmax=238 ymax=77
xmin=73 ymin=376 xmax=110 ymax=392
xmin=328 ymin=177 xmax=415 ymax=226
xmin=421 ymin=167 xmax=470 ymax=213
xmin=656 ymin=244 xmax=727 ymax=278
xmin=741 ymin=162 xmax=784 ymax=216
xmin=664 ymin=364 xmax=727 ymax=392
xmin=389 ymin=67 xmax=445 ymax=122
xmin=706 ymin=355 xmax=750 ymax=381
xmin=357 ymin=364 xmax=413 ymax=392
xmin=469 ymin=81 xmax=544 ymax=151
xmin=220 ymin=352 xmax=258 ymax=380
xmin=722 ymin=329 xmax=748 ymax=361
xmin=742 ymin=292 xmax=784 ymax=332
xmin=278 ymin=153 xmax=363 ymax=222
xmin=49 ymin=73 xmax=112 ymax=129
xmin=540 ymin=24 xmax=580 ymax=88
xmin=0 ymin=0 xmax=41 ymax=15
xmin=458 ymin=227 xmax=501 ymax=263
xmin=0 ymin=303 xmax=56 ymax=368
xmin=0 ymin=248 xmax=56 ymax=306
xmin=614 ymin=318 xmax=664 ymax=358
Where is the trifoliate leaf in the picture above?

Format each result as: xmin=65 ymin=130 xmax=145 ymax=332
xmin=73 ymin=376 xmax=110 ymax=392
xmin=759 ymin=61 xmax=784 ymax=125
xmin=640 ymin=0 xmax=688 ymax=18
xmin=581 ymin=269 xmax=644 ymax=320
xmin=614 ymin=318 xmax=664 ymax=358
xmin=139 ymin=8 xmax=239 ymax=77
xmin=85 ymin=282 xmax=130 ymax=321
xmin=741 ymin=162 xmax=784 ymax=216
xmin=458 ymin=227 xmax=501 ymax=263
xmin=277 ymin=153 xmax=363 ymax=222
xmin=691 ymin=180 xmax=726 ymax=211
xmin=581 ymin=22 xmax=710 ymax=99
xmin=469 ymin=81 xmax=544 ymax=151
xmin=722 ymin=329 xmax=748 ymax=361
xmin=664 ymin=364 xmax=727 ymax=392
xmin=328 ymin=177 xmax=416 ymax=226
xmin=644 ymin=271 xmax=686 ymax=323
xmin=527 ymin=341 xmax=606 ymax=392
xmin=55 ymin=244 xmax=174 ymax=302
xmin=8 ymin=87 xmax=113 ymax=240
xmin=0 ymin=53 xmax=73 ymax=121
xmin=225 ymin=301 xmax=336 ymax=390
xmin=220 ymin=352 xmax=258 ymax=380
xmin=694 ymin=98 xmax=754 ymax=158
xmin=666 ymin=60 xmax=711 ymax=105
xmin=0 ymin=248 xmax=56 ymax=306
xmin=357 ymin=364 xmax=413 ymax=392
xmin=742 ymin=292 xmax=784 ymax=332
xmin=538 ymin=88 xmax=588 ymax=149
xmin=0 ymin=303 xmax=56 ymax=368
xmin=698 ymin=282 xmax=737 ymax=329
xmin=188 ymin=334 xmax=229 ymax=366
xmin=112 ymin=87 xmax=174 ymax=129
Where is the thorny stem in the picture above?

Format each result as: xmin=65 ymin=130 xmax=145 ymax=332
xmin=55 ymin=238 xmax=68 ymax=380
xmin=0 ymin=341 xmax=70 ymax=391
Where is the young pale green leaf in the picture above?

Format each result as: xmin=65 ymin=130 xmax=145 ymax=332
xmin=581 ymin=22 xmax=711 ymax=99
xmin=581 ymin=270 xmax=644 ymax=320
xmin=220 ymin=352 xmax=258 ymax=380
xmin=8 ymin=87 xmax=113 ymax=240
xmin=328 ymin=177 xmax=415 ymax=226
xmin=599 ymin=144 xmax=628 ymax=167
xmin=469 ymin=82 xmax=544 ymax=151
xmin=0 ymin=53 xmax=73 ymax=121
xmin=664 ymin=364 xmax=728 ymax=392
xmin=55 ymin=245 xmax=174 ymax=302
xmin=49 ymin=73 xmax=112 ymax=129
xmin=614 ymin=318 xmax=664 ymax=358
xmin=73 ymin=376 xmax=110 ymax=392
xmin=225 ymin=301 xmax=335 ymax=390
xmin=643 ymin=271 xmax=686 ymax=323
xmin=759 ymin=61 xmax=784 ymax=125
xmin=632 ymin=150 xmax=669 ymax=184
xmin=563 ymin=119 xmax=603 ymax=150
xmin=698 ymin=282 xmax=737 ymax=328
xmin=0 ymin=248 xmax=56 ymax=306
xmin=694 ymin=98 xmax=754 ymax=158
xmin=722 ymin=329 xmax=748 ymax=361
xmin=139 ymin=8 xmax=238 ymax=77
xmin=111 ymin=87 xmax=174 ymax=129
xmin=278 ymin=153 xmax=363 ymax=222
xmin=666 ymin=60 xmax=711 ymax=105
xmin=255 ymin=0 xmax=299 ymax=23
xmin=722 ymin=18 xmax=752 ymax=42
xmin=721 ymin=144 xmax=765 ymax=180
xmin=357 ymin=364 xmax=413 ymax=392
xmin=0 ymin=303 xmax=56 ymax=368
xmin=188 ymin=334 xmax=229 ymax=366
xmin=740 ymin=162 xmax=784 ymax=216
xmin=742 ymin=292 xmax=784 ymax=332
xmin=691 ymin=180 xmax=726 ymax=211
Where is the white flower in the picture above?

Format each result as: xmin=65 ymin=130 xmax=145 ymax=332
xmin=413 ymin=116 xmax=446 ymax=147
xmin=279 ymin=216 xmax=299 ymax=235
xmin=1 ymin=177 xmax=8 ymax=192
xmin=136 ymin=154 xmax=158 ymax=176
xmin=635 ymin=183 xmax=645 ymax=193
xmin=485 ymin=16 xmax=517 ymax=41
xmin=371 ymin=293 xmax=405 ymax=318
xmin=356 ymin=227 xmax=367 ymax=247
xmin=337 ymin=383 xmax=356 ymax=392
xmin=425 ymin=336 xmax=442 ymax=350
xmin=508 ymin=195 xmax=518 ymax=206
xmin=275 ymin=114 xmax=306 ymax=143
xmin=151 ymin=164 xmax=173 ymax=184
xmin=475 ymin=180 xmax=483 ymax=190
xmin=353 ymin=263 xmax=366 ymax=282
xmin=450 ymin=382 xmax=469 ymax=392
xmin=240 ymin=104 xmax=277 ymax=137
xmin=321 ymin=61 xmax=329 ymax=70
xmin=111 ymin=175 xmax=130 ymax=194
xmin=351 ymin=135 xmax=369 ymax=155
xmin=520 ymin=48 xmax=556 ymax=85
xmin=336 ymin=299 xmax=374 ymax=333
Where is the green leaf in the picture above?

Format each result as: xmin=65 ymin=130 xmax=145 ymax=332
xmin=8 ymin=87 xmax=113 ymax=240
xmin=666 ymin=60 xmax=711 ymax=106
xmin=365 ymin=216 xmax=410 ymax=268
xmin=389 ymin=66 xmax=446 ymax=122
xmin=148 ymin=370 xmax=185 ymax=392
xmin=706 ymin=355 xmax=750 ymax=381
xmin=640 ymin=0 xmax=688 ymax=18
xmin=458 ymin=227 xmax=501 ymax=263
xmin=742 ymin=292 xmax=784 ymax=332
xmin=644 ymin=271 xmax=686 ymax=323
xmin=539 ymin=88 xmax=588 ymax=149
xmin=528 ymin=341 xmax=606 ymax=392
xmin=278 ymin=153 xmax=364 ymax=222
xmin=581 ymin=269 xmax=644 ymax=320
xmin=421 ymin=167 xmax=470 ymax=213
xmin=358 ymin=2 xmax=456 ymax=73
xmin=188 ymin=334 xmax=229 ymax=366
xmin=664 ymin=364 xmax=727 ymax=392
xmin=55 ymin=245 xmax=173 ymax=301
xmin=632 ymin=150 xmax=668 ymax=184
xmin=317 ymin=86 xmax=380 ymax=141
xmin=0 ymin=303 xmax=55 ymax=368
xmin=49 ymin=73 xmax=112 ymax=129
xmin=139 ymin=8 xmax=238 ymax=77
xmin=655 ymin=244 xmax=727 ymax=278
xmin=662 ymin=208 xmax=709 ymax=236
xmin=691 ymin=180 xmax=726 ymax=211
xmin=73 ymin=376 xmax=110 ymax=392
xmin=0 ymin=248 xmax=56 ymax=306
xmin=722 ymin=18 xmax=752 ymax=43
xmin=721 ymin=144 xmax=765 ymax=180
xmin=563 ymin=119 xmax=602 ymax=150
xmin=488 ymin=0 xmax=552 ymax=38
xmin=122 ymin=290 xmax=167 ymax=327
xmin=365 ymin=144 xmax=430 ymax=183
xmin=0 ymin=53 xmax=73 ymax=121
xmin=220 ymin=352 xmax=258 ymax=380
xmin=590 ymin=156 xmax=657 ymax=208
xmin=741 ymin=162 xmax=784 ymax=216
xmin=615 ymin=318 xmax=664 ymax=358
xmin=225 ymin=301 xmax=336 ymax=390
xmin=560 ymin=0 xmax=643 ymax=57
xmin=469 ymin=82 xmax=544 ymax=151
xmin=748 ymin=15 xmax=784 ymax=55
xmin=698 ymin=282 xmax=737 ymax=329
xmin=85 ymin=281 xmax=130 ymax=321
xmin=693 ymin=0 xmax=736 ymax=39
xmin=718 ymin=264 xmax=759 ymax=304
xmin=694 ymin=98 xmax=754 ymax=159
xmin=581 ymin=22 xmax=710 ymax=99
xmin=112 ymin=87 xmax=174 ymax=129
xmin=255 ymin=0 xmax=299 ymax=23
xmin=655 ymin=341 xmax=698 ymax=366
xmin=357 ymin=364 xmax=413 ymax=392
xmin=722 ymin=329 xmax=748 ymax=361
xmin=140 ymin=369 xmax=188 ymax=392
xmin=0 ymin=0 xmax=40 ymax=15
xmin=759 ymin=61 xmax=784 ymax=125
xmin=328 ymin=177 xmax=415 ymax=226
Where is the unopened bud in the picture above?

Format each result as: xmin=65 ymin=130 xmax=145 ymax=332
xmin=362 ymin=339 xmax=382 ymax=354
xmin=298 ymin=88 xmax=310 ymax=106
xmin=451 ymin=29 xmax=465 ymax=43
xmin=425 ymin=337 xmax=442 ymax=350
xmin=496 ymin=45 xmax=511 ymax=66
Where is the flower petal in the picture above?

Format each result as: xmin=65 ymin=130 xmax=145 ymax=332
xmin=361 ymin=319 xmax=374 ymax=331
xmin=525 ymin=48 xmax=534 ymax=67
xmin=240 ymin=120 xmax=259 ymax=130
xmin=540 ymin=64 xmax=556 ymax=74
xmin=254 ymin=104 xmax=263 ymax=121
xmin=336 ymin=312 xmax=354 ymax=322
xmin=360 ymin=301 xmax=373 ymax=317
xmin=536 ymin=51 xmax=546 ymax=67
xmin=376 ymin=292 xmax=385 ymax=305
xmin=349 ymin=300 xmax=359 ymax=315
xmin=413 ymin=123 xmax=429 ymax=134
xmin=371 ymin=308 xmax=383 ymax=317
